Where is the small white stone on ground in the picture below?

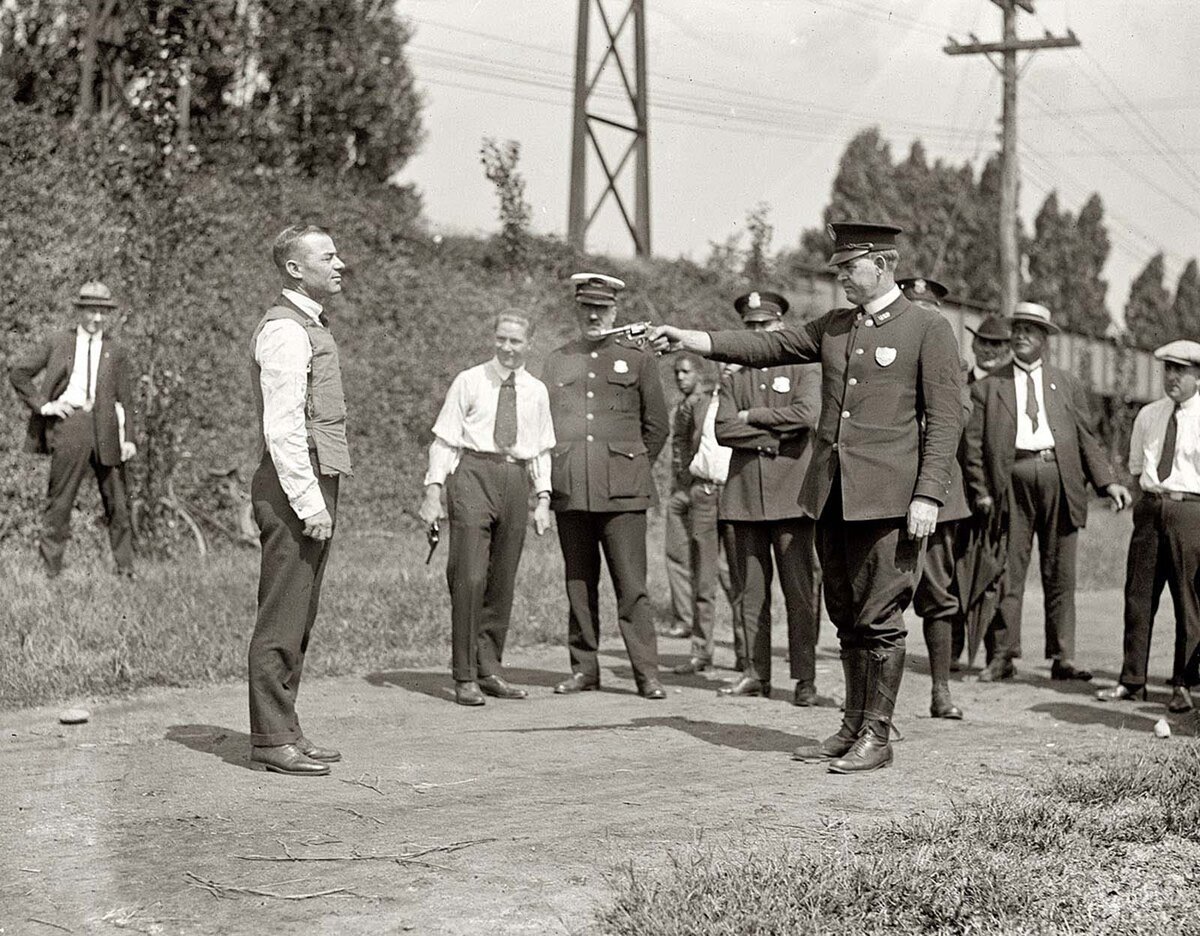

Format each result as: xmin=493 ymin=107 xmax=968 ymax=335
xmin=1154 ymin=718 xmax=1171 ymax=739
xmin=58 ymin=708 xmax=90 ymax=725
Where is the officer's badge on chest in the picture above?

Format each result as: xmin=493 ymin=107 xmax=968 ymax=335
xmin=771 ymin=375 xmax=791 ymax=393
xmin=613 ymin=359 xmax=629 ymax=374
xmin=875 ymin=347 xmax=897 ymax=367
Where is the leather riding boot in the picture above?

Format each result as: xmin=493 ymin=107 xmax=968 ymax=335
xmin=924 ymin=618 xmax=963 ymax=720
xmin=793 ymin=647 xmax=867 ymax=761
xmin=829 ymin=647 xmax=905 ymax=773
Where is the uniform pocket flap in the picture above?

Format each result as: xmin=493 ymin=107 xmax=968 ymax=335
xmin=553 ymin=442 xmax=573 ymax=457
xmin=606 ymin=369 xmax=638 ymax=386
xmin=608 ymin=440 xmax=647 ymax=459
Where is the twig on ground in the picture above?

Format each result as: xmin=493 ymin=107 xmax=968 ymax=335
xmin=233 ymin=837 xmax=498 ymax=864
xmin=335 ymin=807 xmax=385 ymax=825
xmin=339 ymin=774 xmax=386 ymax=795
xmin=184 ymin=871 xmax=353 ymax=901
xmin=27 ymin=919 xmax=72 ymax=933
xmin=402 ymin=777 xmax=478 ymax=794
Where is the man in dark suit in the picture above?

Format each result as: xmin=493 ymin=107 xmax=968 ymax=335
xmin=544 ymin=272 xmax=670 ymax=699
xmin=10 ymin=281 xmax=138 ymax=578
xmin=712 ymin=291 xmax=823 ymax=706
xmin=964 ymin=301 xmax=1131 ymax=684
xmin=247 ymin=225 xmax=351 ymax=776
xmin=652 ymin=222 xmax=964 ymax=773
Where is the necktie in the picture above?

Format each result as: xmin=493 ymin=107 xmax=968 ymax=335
xmin=494 ymin=372 xmax=518 ymax=451
xmin=1157 ymin=404 xmax=1180 ymax=482
xmin=318 ymin=312 xmax=329 ymax=328
xmin=85 ymin=335 xmax=96 ymax=406
xmin=1024 ymin=368 xmax=1039 ymax=433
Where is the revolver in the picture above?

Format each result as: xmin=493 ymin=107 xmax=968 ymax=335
xmin=424 ymin=520 xmax=440 ymax=565
xmin=594 ymin=321 xmax=652 ymax=344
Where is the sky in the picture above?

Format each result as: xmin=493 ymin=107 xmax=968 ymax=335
xmin=396 ymin=0 xmax=1200 ymax=320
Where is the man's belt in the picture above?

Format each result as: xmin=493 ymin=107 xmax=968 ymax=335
xmin=1147 ymin=490 xmax=1200 ymax=503
xmin=1015 ymin=448 xmax=1056 ymax=463
xmin=463 ymin=449 xmax=523 ymax=465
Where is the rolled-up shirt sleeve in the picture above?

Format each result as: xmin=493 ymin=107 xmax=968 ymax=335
xmin=424 ymin=372 xmax=467 ymax=487
xmin=256 ymin=319 xmax=325 ymax=520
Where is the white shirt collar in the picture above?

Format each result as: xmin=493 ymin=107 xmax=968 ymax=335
xmin=1013 ymin=356 xmax=1043 ymax=374
xmin=76 ymin=325 xmax=103 ymax=342
xmin=863 ymin=285 xmax=902 ymax=316
xmin=1176 ymin=391 xmax=1200 ymax=413
xmin=282 ymin=288 xmax=324 ymax=324
xmin=487 ymin=357 xmax=524 ymax=382
xmin=972 ymin=365 xmax=990 ymax=382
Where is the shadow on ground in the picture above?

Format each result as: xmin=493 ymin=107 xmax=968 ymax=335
xmin=165 ymin=724 xmax=257 ymax=771
xmin=1029 ymin=701 xmax=1197 ymax=736
xmin=496 ymin=715 xmax=813 ymax=752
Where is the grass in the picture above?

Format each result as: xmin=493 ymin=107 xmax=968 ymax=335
xmin=597 ymin=741 xmax=1200 ymax=936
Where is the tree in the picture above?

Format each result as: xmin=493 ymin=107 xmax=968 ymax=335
xmin=1124 ymin=253 xmax=1171 ymax=351
xmin=480 ymin=137 xmax=531 ymax=270
xmin=1071 ymin=194 xmax=1112 ymax=337
xmin=1171 ymin=258 xmax=1200 ymax=340
xmin=1025 ymin=191 xmax=1112 ymax=337
xmin=956 ymin=154 xmax=1005 ymax=307
xmin=743 ymin=202 xmax=774 ymax=284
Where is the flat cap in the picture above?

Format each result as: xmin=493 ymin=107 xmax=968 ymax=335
xmin=966 ymin=314 xmax=1013 ymax=342
xmin=734 ymin=290 xmax=788 ymax=322
xmin=570 ymin=272 xmax=625 ymax=307
xmin=1154 ymin=339 xmax=1200 ymax=367
xmin=1011 ymin=301 xmax=1060 ymax=334
xmin=73 ymin=281 xmax=117 ymax=308
xmin=827 ymin=221 xmax=903 ymax=267
xmin=896 ymin=276 xmax=948 ymax=305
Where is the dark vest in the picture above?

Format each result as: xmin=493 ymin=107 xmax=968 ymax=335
xmin=250 ymin=303 xmax=352 ymax=477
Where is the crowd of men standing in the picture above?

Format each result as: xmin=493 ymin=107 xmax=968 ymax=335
xmin=10 ymin=221 xmax=1200 ymax=778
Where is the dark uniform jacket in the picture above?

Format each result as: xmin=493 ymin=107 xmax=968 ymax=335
xmin=715 ymin=362 xmax=821 ymax=521
xmin=544 ymin=336 xmax=669 ymax=512
xmin=709 ymin=294 xmax=963 ymax=522
xmin=964 ymin=361 xmax=1116 ymax=530
xmin=9 ymin=330 xmax=136 ymax=467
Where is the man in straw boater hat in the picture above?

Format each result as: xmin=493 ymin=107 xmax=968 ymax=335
xmin=651 ymin=222 xmax=964 ymax=772
xmin=965 ymin=301 xmax=1131 ymax=685
xmin=1097 ymin=339 xmax=1200 ymax=713
xmin=543 ymin=273 xmax=670 ymax=699
xmin=10 ymin=280 xmax=138 ymax=579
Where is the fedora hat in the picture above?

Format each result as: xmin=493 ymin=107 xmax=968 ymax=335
xmin=966 ymin=314 xmax=1012 ymax=342
xmin=1011 ymin=301 xmax=1059 ymax=334
xmin=73 ymin=281 xmax=118 ymax=308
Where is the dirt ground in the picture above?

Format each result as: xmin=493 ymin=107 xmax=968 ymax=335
xmin=2 ymin=587 xmax=1192 ymax=936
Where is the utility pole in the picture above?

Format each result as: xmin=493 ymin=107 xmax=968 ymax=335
xmin=945 ymin=1 xmax=1078 ymax=316
xmin=567 ymin=0 xmax=651 ymax=257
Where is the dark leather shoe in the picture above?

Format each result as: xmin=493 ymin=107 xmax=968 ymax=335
xmin=1168 ymin=685 xmax=1194 ymax=713
xmin=930 ymin=688 xmax=963 ymax=720
xmin=792 ymin=681 xmax=818 ymax=706
xmin=828 ymin=730 xmax=893 ymax=773
xmin=478 ymin=675 xmax=528 ymax=699
xmin=640 ymin=678 xmax=666 ymax=700
xmin=116 ymin=567 xmax=136 ymax=581
xmin=1096 ymin=683 xmax=1146 ymax=703
xmin=792 ymin=726 xmax=857 ymax=761
xmin=251 ymin=743 xmax=330 ymax=776
xmin=1051 ymin=660 xmax=1093 ymax=682
xmin=978 ymin=658 xmax=1016 ymax=682
xmin=665 ymin=625 xmax=691 ymax=639
xmin=672 ymin=658 xmax=712 ymax=675
xmin=554 ymin=673 xmax=600 ymax=694
xmin=717 ymin=676 xmax=770 ymax=698
xmin=455 ymin=681 xmax=486 ymax=706
xmin=296 ymin=736 xmax=341 ymax=762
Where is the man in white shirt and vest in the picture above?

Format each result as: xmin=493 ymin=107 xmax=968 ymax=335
xmin=965 ymin=301 xmax=1131 ymax=684
xmin=418 ymin=310 xmax=556 ymax=706
xmin=10 ymin=281 xmax=138 ymax=578
xmin=1097 ymin=339 xmax=1200 ymax=713
xmin=247 ymin=225 xmax=351 ymax=776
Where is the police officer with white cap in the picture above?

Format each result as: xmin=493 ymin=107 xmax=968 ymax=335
xmin=1098 ymin=339 xmax=1200 ymax=712
xmin=543 ymin=273 xmax=670 ymax=699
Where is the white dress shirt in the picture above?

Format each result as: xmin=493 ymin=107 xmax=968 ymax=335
xmin=424 ymin=358 xmax=555 ymax=493
xmin=1013 ymin=359 xmax=1057 ymax=451
xmin=1129 ymin=392 xmax=1200 ymax=495
xmin=862 ymin=284 xmax=902 ymax=317
xmin=58 ymin=327 xmax=103 ymax=410
xmin=255 ymin=289 xmax=326 ymax=520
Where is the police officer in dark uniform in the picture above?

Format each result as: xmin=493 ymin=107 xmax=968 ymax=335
xmin=898 ymin=277 xmax=971 ymax=720
xmin=651 ymin=223 xmax=964 ymax=773
xmin=544 ymin=273 xmax=670 ymax=699
xmin=713 ymin=291 xmax=823 ymax=705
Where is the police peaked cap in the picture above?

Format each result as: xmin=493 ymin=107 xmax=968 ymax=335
xmin=570 ymin=272 xmax=626 ymax=307
xmin=826 ymin=221 xmax=903 ymax=266
xmin=896 ymin=277 xmax=948 ymax=304
xmin=734 ymin=290 xmax=789 ymax=321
